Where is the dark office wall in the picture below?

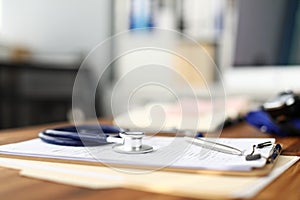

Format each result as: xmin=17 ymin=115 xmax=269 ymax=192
xmin=234 ymin=0 xmax=287 ymax=66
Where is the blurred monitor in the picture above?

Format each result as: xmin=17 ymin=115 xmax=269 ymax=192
xmin=220 ymin=0 xmax=300 ymax=98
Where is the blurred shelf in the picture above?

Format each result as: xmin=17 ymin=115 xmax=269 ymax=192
xmin=0 ymin=59 xmax=81 ymax=129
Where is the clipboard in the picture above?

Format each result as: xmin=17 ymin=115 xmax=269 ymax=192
xmin=0 ymin=137 xmax=282 ymax=176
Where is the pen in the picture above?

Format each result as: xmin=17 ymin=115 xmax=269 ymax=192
xmin=184 ymin=136 xmax=243 ymax=156
xmin=267 ymin=143 xmax=282 ymax=163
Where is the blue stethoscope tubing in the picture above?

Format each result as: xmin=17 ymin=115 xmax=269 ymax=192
xmin=39 ymin=125 xmax=124 ymax=146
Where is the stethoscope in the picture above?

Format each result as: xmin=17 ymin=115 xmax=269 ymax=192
xmin=39 ymin=125 xmax=153 ymax=154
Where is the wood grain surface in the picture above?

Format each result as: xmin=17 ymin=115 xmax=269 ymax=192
xmin=0 ymin=121 xmax=299 ymax=200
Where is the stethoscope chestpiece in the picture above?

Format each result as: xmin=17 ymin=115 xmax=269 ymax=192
xmin=112 ymin=132 xmax=153 ymax=154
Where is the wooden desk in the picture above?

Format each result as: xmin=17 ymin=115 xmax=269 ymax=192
xmin=0 ymin=122 xmax=299 ymax=200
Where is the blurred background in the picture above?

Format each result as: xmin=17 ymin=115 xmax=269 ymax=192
xmin=1 ymin=0 xmax=300 ymax=129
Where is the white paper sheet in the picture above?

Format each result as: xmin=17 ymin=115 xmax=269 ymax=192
xmin=0 ymin=137 xmax=276 ymax=171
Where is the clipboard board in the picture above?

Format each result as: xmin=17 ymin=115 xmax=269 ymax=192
xmin=0 ymin=137 xmax=282 ymax=176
